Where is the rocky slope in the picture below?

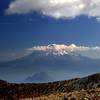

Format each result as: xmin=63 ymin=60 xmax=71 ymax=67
xmin=0 ymin=73 xmax=100 ymax=99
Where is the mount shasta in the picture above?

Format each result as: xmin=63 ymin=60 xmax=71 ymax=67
xmin=0 ymin=44 xmax=100 ymax=83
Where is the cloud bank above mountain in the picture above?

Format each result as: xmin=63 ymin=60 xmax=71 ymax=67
xmin=27 ymin=44 xmax=100 ymax=59
xmin=6 ymin=0 xmax=100 ymax=19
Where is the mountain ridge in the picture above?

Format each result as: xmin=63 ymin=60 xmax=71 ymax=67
xmin=0 ymin=73 xmax=100 ymax=99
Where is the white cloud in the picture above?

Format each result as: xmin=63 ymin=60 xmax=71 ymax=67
xmin=6 ymin=0 xmax=100 ymax=19
xmin=27 ymin=44 xmax=100 ymax=59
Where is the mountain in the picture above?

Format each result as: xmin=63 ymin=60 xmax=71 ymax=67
xmin=0 ymin=44 xmax=100 ymax=82
xmin=0 ymin=73 xmax=100 ymax=99
xmin=24 ymin=72 xmax=53 ymax=83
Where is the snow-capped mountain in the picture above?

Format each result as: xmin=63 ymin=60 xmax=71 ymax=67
xmin=28 ymin=44 xmax=85 ymax=56
xmin=0 ymin=44 xmax=100 ymax=83
xmin=27 ymin=44 xmax=100 ymax=59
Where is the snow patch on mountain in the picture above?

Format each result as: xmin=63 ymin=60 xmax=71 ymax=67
xmin=27 ymin=44 xmax=100 ymax=59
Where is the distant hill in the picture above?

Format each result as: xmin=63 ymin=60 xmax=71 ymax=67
xmin=24 ymin=72 xmax=53 ymax=83
xmin=0 ymin=73 xmax=100 ymax=99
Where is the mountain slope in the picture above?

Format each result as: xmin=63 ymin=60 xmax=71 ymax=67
xmin=0 ymin=49 xmax=100 ymax=82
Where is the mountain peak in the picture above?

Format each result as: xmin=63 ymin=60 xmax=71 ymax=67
xmin=69 ymin=44 xmax=77 ymax=48
xmin=28 ymin=44 xmax=81 ymax=56
xmin=27 ymin=43 xmax=100 ymax=59
xmin=46 ymin=44 xmax=78 ymax=56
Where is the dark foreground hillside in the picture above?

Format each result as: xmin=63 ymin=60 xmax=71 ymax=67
xmin=0 ymin=73 xmax=100 ymax=100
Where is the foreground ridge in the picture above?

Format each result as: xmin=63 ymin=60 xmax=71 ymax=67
xmin=0 ymin=73 xmax=100 ymax=99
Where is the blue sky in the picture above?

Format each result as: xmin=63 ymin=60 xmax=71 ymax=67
xmin=1 ymin=0 xmax=100 ymax=61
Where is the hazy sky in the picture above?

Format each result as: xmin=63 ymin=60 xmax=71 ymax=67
xmin=1 ymin=0 xmax=100 ymax=61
